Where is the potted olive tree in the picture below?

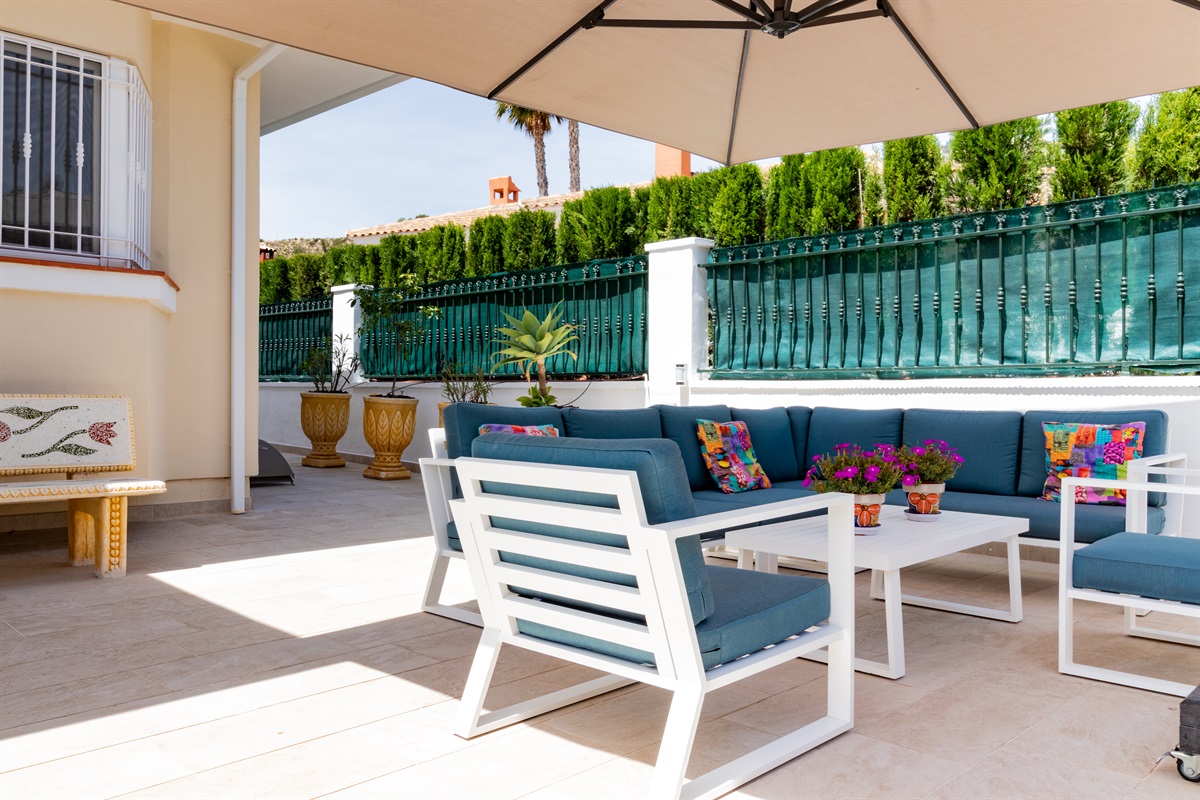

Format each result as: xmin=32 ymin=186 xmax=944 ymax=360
xmin=353 ymin=286 xmax=438 ymax=480
xmin=493 ymin=303 xmax=577 ymax=407
xmin=298 ymin=334 xmax=359 ymax=468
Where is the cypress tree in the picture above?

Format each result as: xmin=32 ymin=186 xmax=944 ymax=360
xmin=466 ymin=215 xmax=507 ymax=277
xmin=883 ymin=135 xmax=943 ymax=222
xmin=709 ymin=163 xmax=765 ymax=246
xmin=1130 ymin=88 xmax=1200 ymax=189
xmin=804 ymin=147 xmax=866 ymax=235
xmin=1050 ymin=100 xmax=1139 ymax=201
xmin=646 ymin=175 xmax=696 ymax=242
xmin=555 ymin=198 xmax=584 ymax=264
xmin=505 ymin=209 xmax=557 ymax=270
xmin=764 ymin=155 xmax=809 ymax=240
xmin=946 ymin=117 xmax=1047 ymax=212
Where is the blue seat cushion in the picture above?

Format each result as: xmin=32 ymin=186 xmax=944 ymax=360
xmin=657 ymin=404 xmax=733 ymax=490
xmin=519 ymin=564 xmax=830 ymax=670
xmin=562 ymin=407 xmax=663 ymax=439
xmin=731 ymin=407 xmax=800 ymax=481
xmin=902 ymin=409 xmax=1022 ymax=496
xmin=805 ymin=407 xmax=903 ymax=465
xmin=469 ymin=434 xmax=713 ymax=624
xmin=443 ymin=403 xmax=565 ymax=459
xmin=1073 ymin=533 xmax=1200 ymax=605
xmin=692 ymin=481 xmax=817 ymax=508
xmin=881 ymin=490 xmax=1165 ymax=543
xmin=1017 ymin=409 xmax=1168 ymax=505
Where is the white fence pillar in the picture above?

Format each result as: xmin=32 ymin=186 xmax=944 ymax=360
xmin=644 ymin=237 xmax=713 ymax=407
xmin=331 ymin=283 xmax=365 ymax=384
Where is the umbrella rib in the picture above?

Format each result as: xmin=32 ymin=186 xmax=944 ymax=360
xmin=793 ymin=0 xmax=856 ymax=24
xmin=797 ymin=0 xmax=873 ymax=24
xmin=487 ymin=0 xmax=618 ymax=99
xmin=710 ymin=0 xmax=770 ymax=25
xmin=804 ymin=8 xmax=884 ymax=28
xmin=880 ymin=0 xmax=979 ymax=129
xmin=725 ymin=31 xmax=752 ymax=166
xmin=594 ymin=19 xmax=759 ymax=29
xmin=1171 ymin=0 xmax=1200 ymax=10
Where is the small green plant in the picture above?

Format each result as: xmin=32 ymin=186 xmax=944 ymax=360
xmin=302 ymin=334 xmax=359 ymax=393
xmin=802 ymin=444 xmax=905 ymax=495
xmin=352 ymin=283 xmax=440 ymax=397
xmin=439 ymin=362 xmax=495 ymax=404
xmin=493 ymin=303 xmax=577 ymax=407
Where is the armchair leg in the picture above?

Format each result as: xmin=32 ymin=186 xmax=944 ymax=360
xmin=422 ymin=550 xmax=482 ymax=627
xmin=1124 ymin=606 xmax=1200 ymax=646
xmin=650 ymin=686 xmax=705 ymax=800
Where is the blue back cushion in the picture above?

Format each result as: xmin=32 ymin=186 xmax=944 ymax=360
xmin=470 ymin=434 xmax=714 ymax=623
xmin=730 ymin=407 xmax=800 ymax=481
xmin=443 ymin=403 xmax=564 ymax=458
xmin=1017 ymin=409 xmax=1169 ymax=505
xmin=804 ymin=407 xmax=903 ymax=465
xmin=903 ymin=409 xmax=1022 ymax=495
xmin=657 ymin=404 xmax=733 ymax=490
xmin=786 ymin=407 xmax=813 ymax=470
xmin=562 ymin=407 xmax=663 ymax=439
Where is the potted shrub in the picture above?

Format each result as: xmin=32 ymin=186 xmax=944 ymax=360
xmin=885 ymin=440 xmax=964 ymax=518
xmin=437 ymin=362 xmax=495 ymax=425
xmin=298 ymin=334 xmax=359 ymax=468
xmin=802 ymin=443 xmax=905 ymax=528
xmin=353 ymin=286 xmax=439 ymax=480
xmin=493 ymin=303 xmax=577 ymax=407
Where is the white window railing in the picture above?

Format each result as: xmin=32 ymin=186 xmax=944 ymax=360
xmin=1 ymin=31 xmax=151 ymax=270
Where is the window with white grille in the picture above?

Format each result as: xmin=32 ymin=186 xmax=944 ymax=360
xmin=1 ymin=32 xmax=151 ymax=269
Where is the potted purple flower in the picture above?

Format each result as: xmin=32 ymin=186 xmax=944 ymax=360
xmin=803 ymin=444 xmax=905 ymax=528
xmin=882 ymin=440 xmax=964 ymax=518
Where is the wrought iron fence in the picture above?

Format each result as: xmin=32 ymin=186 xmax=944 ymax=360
xmin=258 ymin=297 xmax=333 ymax=381
xmin=707 ymin=183 xmax=1200 ymax=379
xmin=360 ymin=256 xmax=648 ymax=380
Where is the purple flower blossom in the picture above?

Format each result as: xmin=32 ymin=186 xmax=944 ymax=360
xmin=902 ymin=474 xmax=919 ymax=487
xmin=833 ymin=466 xmax=859 ymax=479
xmin=802 ymin=476 xmax=812 ymax=487
xmin=882 ymin=455 xmax=896 ymax=463
xmin=924 ymin=439 xmax=935 ymax=445
xmin=953 ymin=454 xmax=964 ymax=464
xmin=835 ymin=442 xmax=852 ymax=452
xmin=863 ymin=450 xmax=876 ymax=457
xmin=864 ymin=465 xmax=881 ymax=482
xmin=912 ymin=446 xmax=926 ymax=456
xmin=812 ymin=455 xmax=821 ymax=462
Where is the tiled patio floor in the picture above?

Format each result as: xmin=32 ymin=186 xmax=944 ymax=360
xmin=1 ymin=456 xmax=1197 ymax=799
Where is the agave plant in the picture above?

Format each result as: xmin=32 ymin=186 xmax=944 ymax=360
xmin=493 ymin=304 xmax=577 ymax=407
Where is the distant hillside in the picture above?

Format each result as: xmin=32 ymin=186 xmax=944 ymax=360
xmin=262 ymin=237 xmax=349 ymax=258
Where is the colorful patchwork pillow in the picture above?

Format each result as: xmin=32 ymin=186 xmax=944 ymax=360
xmin=696 ymin=419 xmax=771 ymax=494
xmin=1042 ymin=421 xmax=1145 ymax=505
xmin=477 ymin=423 xmax=559 ymax=437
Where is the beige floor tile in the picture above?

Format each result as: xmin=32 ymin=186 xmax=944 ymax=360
xmin=1125 ymin=760 xmax=1200 ymax=799
xmin=727 ymin=672 xmax=927 ymax=735
xmin=134 ymin=634 xmax=357 ymax=691
xmin=726 ymin=731 xmax=965 ymax=799
xmin=926 ymin=744 xmax=1140 ymax=799
xmin=867 ymin=677 xmax=1058 ymax=765
xmin=0 ymin=671 xmax=170 ymax=731
xmin=1006 ymin=683 xmax=1186 ymax=779
xmin=0 ymin=639 xmax=193 ymax=696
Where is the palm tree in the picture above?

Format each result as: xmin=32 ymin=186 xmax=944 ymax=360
xmin=568 ymin=119 xmax=580 ymax=192
xmin=495 ymin=102 xmax=561 ymax=197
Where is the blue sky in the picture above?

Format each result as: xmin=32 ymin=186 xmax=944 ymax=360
xmin=260 ymin=79 xmax=1155 ymax=241
xmin=260 ymin=78 xmax=731 ymax=239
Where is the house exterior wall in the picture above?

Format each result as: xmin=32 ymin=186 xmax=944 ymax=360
xmin=0 ymin=2 xmax=261 ymax=526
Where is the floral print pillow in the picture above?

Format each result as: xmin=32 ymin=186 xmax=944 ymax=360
xmin=696 ymin=419 xmax=771 ymax=494
xmin=1042 ymin=421 xmax=1145 ymax=505
xmin=477 ymin=423 xmax=559 ymax=437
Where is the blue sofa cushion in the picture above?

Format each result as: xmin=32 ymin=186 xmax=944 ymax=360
xmin=884 ymin=490 xmax=1165 ymax=543
xmin=692 ymin=480 xmax=818 ymax=508
xmin=902 ymin=409 xmax=1022 ymax=496
xmin=1073 ymin=533 xmax=1200 ymax=605
xmin=658 ymin=404 xmax=733 ymax=490
xmin=443 ymin=403 xmax=564 ymax=459
xmin=562 ymin=407 xmax=663 ymax=439
xmin=1017 ymin=409 xmax=1168 ymax=505
xmin=469 ymin=434 xmax=713 ymax=624
xmin=805 ymin=407 xmax=903 ymax=465
xmin=731 ymin=407 xmax=800 ymax=481
xmin=787 ymin=407 xmax=813 ymax=472
xmin=520 ymin=564 xmax=830 ymax=670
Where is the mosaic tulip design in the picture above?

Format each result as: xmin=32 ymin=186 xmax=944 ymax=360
xmin=0 ymin=405 xmax=118 ymax=458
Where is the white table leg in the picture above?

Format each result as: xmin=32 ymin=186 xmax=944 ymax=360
xmin=804 ymin=567 xmax=907 ymax=679
xmin=754 ymin=551 xmax=778 ymax=574
xmin=881 ymin=536 xmax=1024 ymax=623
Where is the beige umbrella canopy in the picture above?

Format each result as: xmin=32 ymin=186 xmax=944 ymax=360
xmin=123 ymin=0 xmax=1200 ymax=164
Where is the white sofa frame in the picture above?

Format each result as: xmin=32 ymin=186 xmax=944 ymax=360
xmin=1058 ymin=466 xmax=1200 ymax=697
xmin=450 ymin=455 xmax=855 ymax=800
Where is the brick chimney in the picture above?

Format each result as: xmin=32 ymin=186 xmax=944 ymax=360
xmin=489 ymin=176 xmax=520 ymax=205
xmin=655 ymin=144 xmax=692 ymax=179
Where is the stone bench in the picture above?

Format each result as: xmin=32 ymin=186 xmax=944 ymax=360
xmin=0 ymin=395 xmax=165 ymax=578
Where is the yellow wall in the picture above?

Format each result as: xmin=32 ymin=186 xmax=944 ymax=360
xmin=0 ymin=2 xmax=261 ymax=517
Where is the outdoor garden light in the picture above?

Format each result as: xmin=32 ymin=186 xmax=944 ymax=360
xmin=675 ymin=363 xmax=686 ymax=385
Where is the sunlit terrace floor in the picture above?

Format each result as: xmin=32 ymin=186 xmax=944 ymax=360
xmin=1 ymin=457 xmax=1198 ymax=800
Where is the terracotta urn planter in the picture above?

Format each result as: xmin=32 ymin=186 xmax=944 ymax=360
xmin=362 ymin=395 xmax=418 ymax=480
xmin=905 ymin=482 xmax=945 ymax=517
xmin=299 ymin=392 xmax=351 ymax=468
xmin=853 ymin=493 xmax=885 ymax=528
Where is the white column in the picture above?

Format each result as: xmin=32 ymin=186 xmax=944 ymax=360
xmin=331 ymin=283 xmax=366 ymax=384
xmin=644 ymin=237 xmax=714 ymax=407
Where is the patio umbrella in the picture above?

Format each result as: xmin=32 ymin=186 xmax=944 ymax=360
xmin=124 ymin=0 xmax=1199 ymax=163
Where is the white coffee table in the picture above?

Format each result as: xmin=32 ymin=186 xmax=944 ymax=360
xmin=727 ymin=504 xmax=1028 ymax=679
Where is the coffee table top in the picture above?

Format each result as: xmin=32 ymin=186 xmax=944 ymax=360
xmin=726 ymin=505 xmax=1029 ymax=571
